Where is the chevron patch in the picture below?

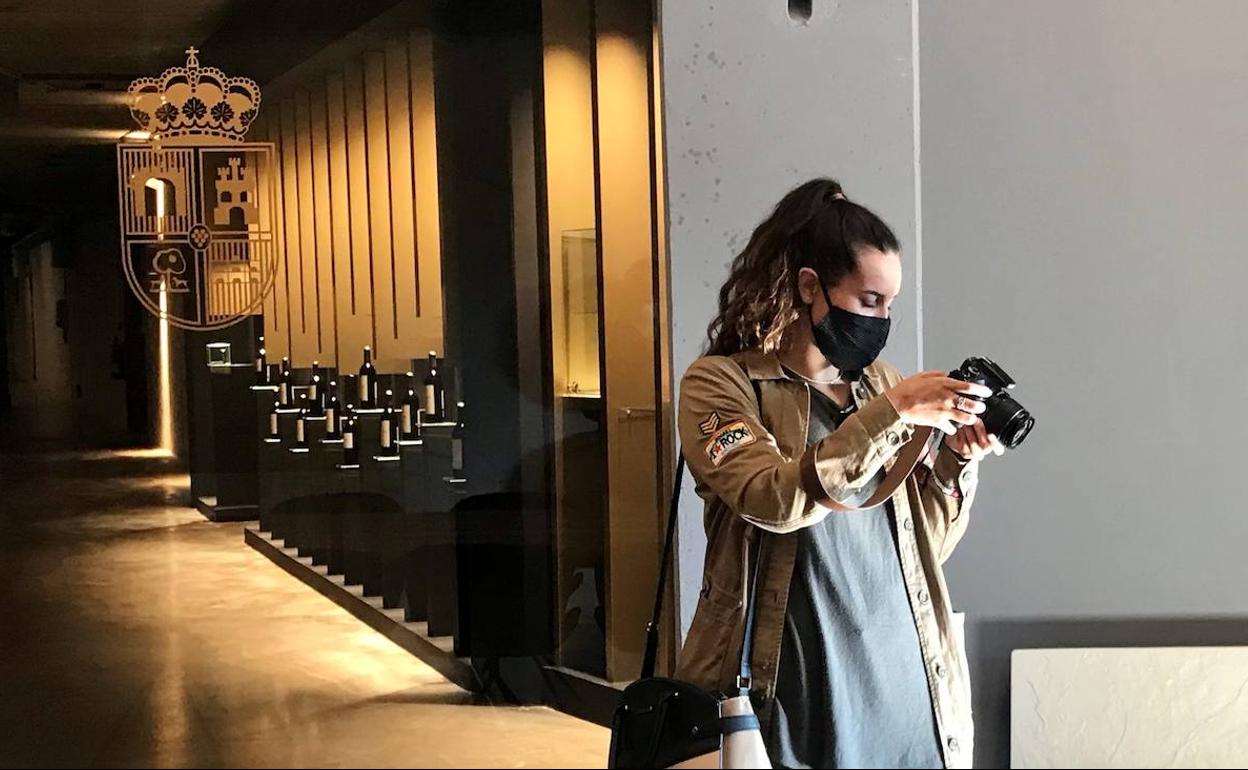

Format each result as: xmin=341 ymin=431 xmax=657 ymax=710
xmin=698 ymin=411 xmax=722 ymax=436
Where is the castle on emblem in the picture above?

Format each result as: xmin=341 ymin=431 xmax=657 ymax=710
xmin=213 ymin=158 xmax=258 ymax=226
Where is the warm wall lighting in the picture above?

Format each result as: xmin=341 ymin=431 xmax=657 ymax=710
xmin=122 ymin=130 xmax=152 ymax=142
xmin=147 ymin=177 xmax=175 ymax=455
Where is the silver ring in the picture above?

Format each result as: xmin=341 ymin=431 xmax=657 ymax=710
xmin=956 ymin=396 xmax=967 ymax=412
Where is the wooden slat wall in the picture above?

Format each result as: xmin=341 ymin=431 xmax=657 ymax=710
xmin=385 ymin=39 xmax=419 ymax=361
xmin=309 ymin=83 xmax=338 ymax=366
xmin=363 ymin=52 xmax=397 ymax=371
xmin=258 ymin=36 xmax=444 ymax=372
xmin=343 ymin=59 xmax=376 ymax=370
xmin=294 ymin=90 xmax=323 ymax=364
xmin=277 ymin=106 xmax=300 ymax=363
xmin=408 ymin=29 xmax=443 ymax=363
xmin=250 ymin=120 xmax=290 ymax=361
xmin=325 ymin=72 xmax=354 ymax=371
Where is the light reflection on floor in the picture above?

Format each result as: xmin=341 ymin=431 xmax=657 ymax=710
xmin=0 ymin=449 xmax=608 ymax=768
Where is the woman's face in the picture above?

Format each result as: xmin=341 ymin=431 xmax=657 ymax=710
xmin=798 ymin=246 xmax=902 ymax=321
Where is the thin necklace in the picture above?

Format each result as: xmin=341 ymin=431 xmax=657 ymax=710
xmin=780 ymin=362 xmax=844 ymax=386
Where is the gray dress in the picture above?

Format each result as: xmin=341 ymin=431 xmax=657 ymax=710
xmin=766 ymin=386 xmax=943 ymax=769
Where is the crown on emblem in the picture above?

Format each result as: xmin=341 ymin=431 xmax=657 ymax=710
xmin=127 ymin=47 xmax=261 ymax=144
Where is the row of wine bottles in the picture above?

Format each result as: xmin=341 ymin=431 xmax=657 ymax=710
xmin=255 ymin=338 xmax=450 ymax=422
xmin=267 ymin=388 xmax=466 ymax=473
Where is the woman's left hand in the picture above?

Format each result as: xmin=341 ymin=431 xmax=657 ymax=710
xmin=946 ymin=417 xmax=1004 ymax=462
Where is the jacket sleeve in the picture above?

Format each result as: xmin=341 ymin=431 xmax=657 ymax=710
xmin=918 ymin=447 xmax=980 ymax=563
xmin=869 ymin=359 xmax=980 ymax=562
xmin=678 ymin=356 xmax=911 ymax=534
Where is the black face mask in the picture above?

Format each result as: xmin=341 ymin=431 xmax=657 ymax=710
xmin=809 ymin=281 xmax=891 ymax=375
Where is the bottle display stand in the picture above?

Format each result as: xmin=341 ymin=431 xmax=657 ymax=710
xmin=248 ymin=386 xmax=471 ymax=686
xmin=242 ymin=363 xmax=604 ymax=721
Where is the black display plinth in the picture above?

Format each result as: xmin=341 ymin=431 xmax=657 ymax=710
xmin=203 ymin=364 xmax=261 ymax=521
xmin=420 ymin=426 xmax=465 ymax=639
xmin=187 ymin=319 xmax=262 ymax=521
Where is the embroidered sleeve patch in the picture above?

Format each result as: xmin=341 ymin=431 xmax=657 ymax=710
xmin=704 ymin=420 xmax=757 ymax=466
xmin=698 ymin=411 xmax=721 ymax=436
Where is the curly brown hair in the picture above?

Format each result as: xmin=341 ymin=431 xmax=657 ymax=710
xmin=705 ymin=178 xmax=901 ymax=356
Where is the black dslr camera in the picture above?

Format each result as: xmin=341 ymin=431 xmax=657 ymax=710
xmin=948 ymin=357 xmax=1034 ymax=449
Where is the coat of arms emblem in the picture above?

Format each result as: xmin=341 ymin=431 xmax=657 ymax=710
xmin=117 ymin=47 xmax=278 ymax=330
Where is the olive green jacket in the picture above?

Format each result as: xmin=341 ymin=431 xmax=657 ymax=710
xmin=675 ymin=348 xmax=978 ymax=768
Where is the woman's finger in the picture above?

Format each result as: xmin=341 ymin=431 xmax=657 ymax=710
xmin=946 ymin=398 xmax=978 ymax=426
xmin=972 ymin=419 xmax=992 ymax=460
xmin=946 ymin=379 xmax=994 ymax=400
xmin=989 ymin=433 xmax=1006 ymax=456
xmin=953 ymin=395 xmax=987 ymax=415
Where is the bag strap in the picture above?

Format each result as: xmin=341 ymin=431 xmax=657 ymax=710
xmin=801 ymin=424 xmax=936 ymax=512
xmin=736 ymin=378 xmax=766 ymax=695
xmin=640 ymin=452 xmax=685 ymax=680
xmin=641 ymin=371 xmax=768 ymax=686
xmin=735 ymin=527 xmax=765 ymax=695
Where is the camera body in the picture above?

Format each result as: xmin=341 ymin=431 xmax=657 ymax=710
xmin=948 ymin=356 xmax=1034 ymax=449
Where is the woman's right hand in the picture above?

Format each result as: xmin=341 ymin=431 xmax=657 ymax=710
xmin=885 ymin=371 xmax=994 ymax=436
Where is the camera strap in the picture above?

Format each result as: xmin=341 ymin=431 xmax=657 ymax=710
xmin=800 ymin=425 xmax=935 ymax=512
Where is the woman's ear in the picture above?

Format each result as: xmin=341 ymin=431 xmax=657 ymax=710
xmin=796 ymin=267 xmax=820 ymax=309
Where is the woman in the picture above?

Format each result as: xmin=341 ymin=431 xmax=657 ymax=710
xmin=676 ymin=178 xmax=1002 ymax=769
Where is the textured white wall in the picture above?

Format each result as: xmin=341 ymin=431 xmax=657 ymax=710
xmin=660 ymin=0 xmax=922 ymax=637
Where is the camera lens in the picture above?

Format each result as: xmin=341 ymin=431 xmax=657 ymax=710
xmin=983 ymin=393 xmax=1034 ymax=449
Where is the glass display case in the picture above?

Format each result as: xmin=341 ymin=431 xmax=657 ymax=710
xmin=206 ymin=342 xmax=232 ymax=368
xmin=560 ymin=228 xmax=600 ymax=398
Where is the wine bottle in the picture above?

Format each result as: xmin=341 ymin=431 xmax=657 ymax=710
xmin=451 ymin=401 xmax=466 ymax=474
xmin=402 ymin=388 xmax=417 ymax=441
xmin=343 ymin=411 xmax=359 ymax=466
xmin=309 ymin=361 xmax=321 ymax=402
xmin=294 ymin=396 xmax=309 ymax=450
xmin=344 ymin=374 xmax=358 ymax=408
xmin=308 ymin=374 xmax=325 ymax=418
xmin=380 ymin=389 xmax=397 ymax=455
xmin=255 ymin=337 xmax=268 ymax=385
xmin=424 ymin=351 xmax=445 ymax=421
xmin=402 ymin=372 xmax=416 ymax=440
xmin=389 ymin=396 xmax=403 ymax=455
xmin=325 ymin=381 xmax=341 ymax=439
xmin=266 ymin=400 xmax=280 ymax=441
xmin=358 ymin=345 xmax=377 ymax=408
xmin=279 ymin=357 xmax=292 ymax=406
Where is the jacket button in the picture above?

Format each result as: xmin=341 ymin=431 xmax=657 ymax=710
xmin=902 ymin=518 xmax=914 ymax=531
xmin=947 ymin=736 xmax=960 ymax=752
xmin=918 ymin=589 xmax=930 ymax=604
xmin=935 ymin=661 xmax=947 ymax=677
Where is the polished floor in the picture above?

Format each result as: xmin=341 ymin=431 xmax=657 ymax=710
xmin=0 ymin=449 xmax=608 ymax=768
